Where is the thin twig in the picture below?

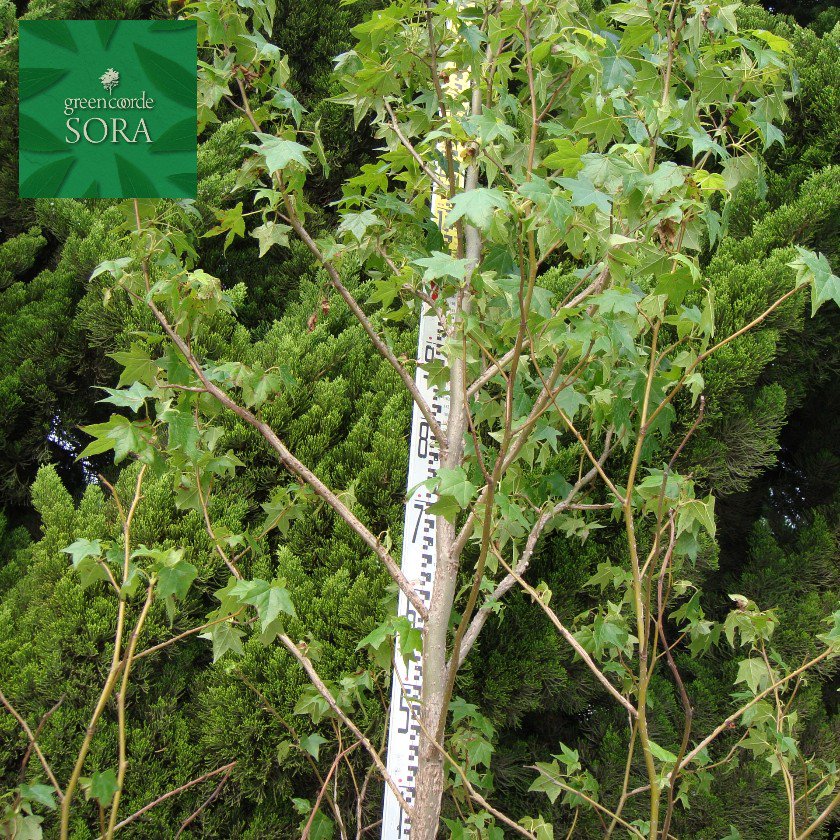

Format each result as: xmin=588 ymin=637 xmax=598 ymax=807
xmin=174 ymin=764 xmax=235 ymax=839
xmin=106 ymin=581 xmax=156 ymax=838
xmin=231 ymin=85 xmax=447 ymax=453
xmin=16 ymin=695 xmax=64 ymax=786
xmin=383 ymin=100 xmax=447 ymax=189
xmin=134 ymin=610 xmax=246 ymax=662
xmin=456 ymin=433 xmax=613 ymax=666
xmin=130 ymin=202 xmax=427 ymax=622
xmin=277 ymin=634 xmax=412 ymax=818
xmin=796 ymin=788 xmax=840 ymax=839
xmin=195 ymin=467 xmax=242 ymax=579
xmin=526 ymin=767 xmax=646 ymax=839
xmin=392 ymin=667 xmax=536 ymax=839
xmin=60 ymin=466 xmax=147 ymax=840
xmin=0 ymin=688 xmax=64 ymax=800
xmin=103 ymin=761 xmax=237 ymax=836
xmin=491 ymin=547 xmax=637 ymax=718
xmin=656 ymin=517 xmax=693 ymax=840
xmin=676 ymin=649 xmax=834 ymax=774
xmin=302 ymin=742 xmax=360 ymax=840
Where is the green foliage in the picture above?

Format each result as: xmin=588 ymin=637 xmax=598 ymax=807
xmin=0 ymin=0 xmax=838 ymax=837
xmin=687 ymin=165 xmax=840 ymax=493
xmin=734 ymin=5 xmax=839 ymax=214
xmin=0 ymin=0 xmax=378 ymax=513
xmin=0 ymin=227 xmax=45 ymax=290
xmin=0 ymin=247 xmax=413 ymax=834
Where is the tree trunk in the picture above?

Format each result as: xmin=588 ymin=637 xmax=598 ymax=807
xmin=411 ymin=516 xmax=459 ymax=840
xmin=410 ymin=72 xmax=483 ymax=838
xmin=411 ymin=339 xmax=468 ymax=839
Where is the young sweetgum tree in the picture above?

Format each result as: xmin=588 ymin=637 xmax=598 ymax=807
xmin=14 ymin=0 xmax=840 ymax=837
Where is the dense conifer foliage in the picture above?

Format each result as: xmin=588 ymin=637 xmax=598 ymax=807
xmin=0 ymin=0 xmax=837 ymax=837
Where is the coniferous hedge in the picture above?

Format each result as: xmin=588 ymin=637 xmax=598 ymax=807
xmin=0 ymin=1 xmax=837 ymax=837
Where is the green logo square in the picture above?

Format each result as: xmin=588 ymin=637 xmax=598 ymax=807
xmin=18 ymin=20 xmax=197 ymax=199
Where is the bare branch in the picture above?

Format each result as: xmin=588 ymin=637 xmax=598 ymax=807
xmin=490 ymin=546 xmax=638 ymax=718
xmin=102 ymin=761 xmax=237 ymax=836
xmin=383 ymin=100 xmax=448 ymax=190
xmin=456 ymin=431 xmax=614 ymax=666
xmin=0 ymin=688 xmax=64 ymax=800
xmin=130 ymin=214 xmax=427 ymax=620
xmin=174 ymin=764 xmax=235 ymax=839
xmin=277 ymin=633 xmax=412 ymax=819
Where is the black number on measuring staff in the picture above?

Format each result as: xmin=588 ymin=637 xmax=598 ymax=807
xmin=417 ymin=420 xmax=430 ymax=458
xmin=412 ymin=501 xmax=425 ymax=543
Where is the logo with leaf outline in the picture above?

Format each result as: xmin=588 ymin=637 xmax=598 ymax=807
xmin=19 ymin=20 xmax=197 ymax=198
xmin=99 ymin=67 xmax=119 ymax=93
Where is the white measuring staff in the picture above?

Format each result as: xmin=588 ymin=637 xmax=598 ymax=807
xmin=380 ymin=290 xmax=449 ymax=839
xmin=381 ymin=65 xmax=467 ymax=836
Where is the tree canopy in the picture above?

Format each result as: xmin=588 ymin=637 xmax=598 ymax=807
xmin=0 ymin=0 xmax=838 ymax=838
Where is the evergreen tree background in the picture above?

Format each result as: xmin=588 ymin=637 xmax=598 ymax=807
xmin=0 ymin=0 xmax=837 ymax=836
